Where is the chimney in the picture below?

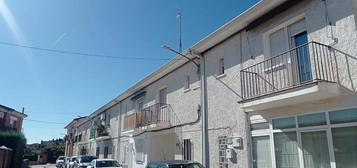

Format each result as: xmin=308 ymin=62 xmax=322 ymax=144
xmin=22 ymin=107 xmax=25 ymax=114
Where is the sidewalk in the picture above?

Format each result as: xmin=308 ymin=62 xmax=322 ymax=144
xmin=29 ymin=164 xmax=56 ymax=168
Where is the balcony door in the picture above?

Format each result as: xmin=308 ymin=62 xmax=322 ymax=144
xmin=294 ymin=31 xmax=312 ymax=82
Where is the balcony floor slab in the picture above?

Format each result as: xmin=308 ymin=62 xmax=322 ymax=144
xmin=241 ymin=82 xmax=347 ymax=112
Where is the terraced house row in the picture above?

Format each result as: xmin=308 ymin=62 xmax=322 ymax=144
xmin=64 ymin=0 xmax=357 ymax=168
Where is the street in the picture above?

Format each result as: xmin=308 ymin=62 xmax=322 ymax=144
xmin=30 ymin=164 xmax=56 ymax=168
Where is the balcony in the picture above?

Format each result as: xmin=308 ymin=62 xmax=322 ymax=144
xmin=123 ymin=103 xmax=174 ymax=130
xmin=240 ymin=41 xmax=345 ymax=111
xmin=0 ymin=124 xmax=18 ymax=132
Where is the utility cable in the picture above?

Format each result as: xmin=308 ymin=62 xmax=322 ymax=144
xmin=24 ymin=118 xmax=66 ymax=125
xmin=0 ymin=41 xmax=177 ymax=61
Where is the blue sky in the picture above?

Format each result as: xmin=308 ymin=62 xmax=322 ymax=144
xmin=0 ymin=0 xmax=259 ymax=144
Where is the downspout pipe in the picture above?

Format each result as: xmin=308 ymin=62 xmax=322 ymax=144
xmin=191 ymin=50 xmax=210 ymax=168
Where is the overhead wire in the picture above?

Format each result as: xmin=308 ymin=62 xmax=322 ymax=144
xmin=0 ymin=41 xmax=179 ymax=61
xmin=24 ymin=118 xmax=66 ymax=125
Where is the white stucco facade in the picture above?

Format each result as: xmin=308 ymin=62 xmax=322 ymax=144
xmin=65 ymin=0 xmax=357 ymax=168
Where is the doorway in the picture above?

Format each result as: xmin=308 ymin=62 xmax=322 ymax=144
xmin=294 ymin=31 xmax=312 ymax=82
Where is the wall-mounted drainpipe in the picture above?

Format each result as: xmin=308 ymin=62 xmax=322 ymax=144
xmin=191 ymin=51 xmax=210 ymax=168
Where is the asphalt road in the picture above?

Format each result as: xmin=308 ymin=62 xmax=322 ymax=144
xmin=30 ymin=164 xmax=56 ymax=168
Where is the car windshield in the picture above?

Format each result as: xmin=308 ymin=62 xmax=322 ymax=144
xmin=80 ymin=156 xmax=96 ymax=163
xmin=58 ymin=157 xmax=65 ymax=160
xmin=168 ymin=163 xmax=203 ymax=168
xmin=96 ymin=160 xmax=120 ymax=167
xmin=71 ymin=158 xmax=77 ymax=162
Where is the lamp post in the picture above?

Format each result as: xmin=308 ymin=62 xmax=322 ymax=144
xmin=161 ymin=45 xmax=209 ymax=168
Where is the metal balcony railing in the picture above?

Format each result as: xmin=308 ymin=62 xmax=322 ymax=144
xmin=240 ymin=41 xmax=339 ymax=101
xmin=123 ymin=103 xmax=175 ymax=129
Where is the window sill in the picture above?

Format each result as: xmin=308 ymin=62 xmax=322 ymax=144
xmin=183 ymin=88 xmax=191 ymax=93
xmin=264 ymin=62 xmax=289 ymax=74
xmin=192 ymin=85 xmax=200 ymax=90
xmin=215 ymin=73 xmax=227 ymax=79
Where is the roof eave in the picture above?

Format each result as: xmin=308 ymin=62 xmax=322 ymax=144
xmin=83 ymin=0 xmax=289 ymax=120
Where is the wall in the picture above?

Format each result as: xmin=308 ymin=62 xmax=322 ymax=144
xmin=68 ymin=0 xmax=357 ymax=167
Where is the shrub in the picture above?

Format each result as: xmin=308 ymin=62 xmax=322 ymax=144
xmin=0 ymin=131 xmax=26 ymax=168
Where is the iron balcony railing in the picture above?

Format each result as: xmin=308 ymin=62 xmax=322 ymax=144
xmin=240 ymin=41 xmax=339 ymax=101
xmin=124 ymin=103 xmax=176 ymax=129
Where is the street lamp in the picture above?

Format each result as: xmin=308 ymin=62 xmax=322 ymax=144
xmin=161 ymin=45 xmax=209 ymax=168
xmin=161 ymin=45 xmax=200 ymax=70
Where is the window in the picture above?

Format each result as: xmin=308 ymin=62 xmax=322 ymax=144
xmin=274 ymin=132 xmax=299 ymax=168
xmin=159 ymin=88 xmax=167 ymax=105
xmin=301 ymin=131 xmax=331 ymax=168
xmin=265 ymin=18 xmax=306 ymax=67
xmin=183 ymin=139 xmax=192 ymax=160
xmin=90 ymin=128 xmax=96 ymax=139
xmin=104 ymin=146 xmax=109 ymax=158
xmin=218 ymin=58 xmax=225 ymax=75
xmin=251 ymin=122 xmax=269 ymax=131
xmin=332 ymin=126 xmax=357 ymax=168
xmin=298 ymin=112 xmax=326 ymax=127
xmin=272 ymin=117 xmax=295 ymax=129
xmin=329 ymin=108 xmax=357 ymax=124
xmin=9 ymin=116 xmax=18 ymax=128
xmin=96 ymin=147 xmax=100 ymax=157
xmin=251 ymin=108 xmax=357 ymax=168
xmin=252 ymin=136 xmax=272 ymax=168
xmin=184 ymin=75 xmax=190 ymax=90
xmin=78 ymin=134 xmax=82 ymax=142
xmin=269 ymin=28 xmax=288 ymax=58
xmin=0 ymin=112 xmax=4 ymax=118
xmin=136 ymin=139 xmax=144 ymax=163
xmin=105 ymin=113 xmax=110 ymax=126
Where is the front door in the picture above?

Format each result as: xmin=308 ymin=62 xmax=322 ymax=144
xmin=294 ymin=31 xmax=312 ymax=82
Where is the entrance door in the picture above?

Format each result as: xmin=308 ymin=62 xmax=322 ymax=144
xmin=300 ymin=130 xmax=331 ymax=168
xmin=294 ymin=31 xmax=312 ymax=82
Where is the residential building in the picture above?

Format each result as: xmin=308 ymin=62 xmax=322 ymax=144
xmin=64 ymin=116 xmax=87 ymax=157
xmin=65 ymin=0 xmax=357 ymax=168
xmin=0 ymin=104 xmax=27 ymax=132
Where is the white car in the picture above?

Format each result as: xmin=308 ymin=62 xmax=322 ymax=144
xmin=56 ymin=156 xmax=66 ymax=168
xmin=69 ymin=156 xmax=78 ymax=168
xmin=87 ymin=159 xmax=122 ymax=168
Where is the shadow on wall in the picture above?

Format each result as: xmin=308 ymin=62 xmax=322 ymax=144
xmin=334 ymin=48 xmax=357 ymax=92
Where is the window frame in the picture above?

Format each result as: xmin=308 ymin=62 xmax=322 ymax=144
xmin=184 ymin=75 xmax=190 ymax=90
xmin=158 ymin=87 xmax=168 ymax=106
xmin=250 ymin=106 xmax=357 ymax=168
xmin=217 ymin=58 xmax=225 ymax=75
xmin=262 ymin=14 xmax=306 ymax=69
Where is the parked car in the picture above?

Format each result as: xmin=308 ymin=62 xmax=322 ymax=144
xmin=64 ymin=157 xmax=71 ymax=168
xmin=69 ymin=156 xmax=78 ymax=168
xmin=87 ymin=159 xmax=122 ymax=168
xmin=56 ymin=156 xmax=66 ymax=168
xmin=146 ymin=160 xmax=204 ymax=168
xmin=73 ymin=155 xmax=97 ymax=168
